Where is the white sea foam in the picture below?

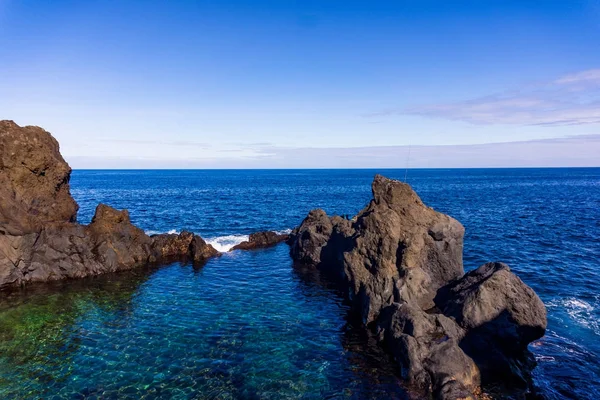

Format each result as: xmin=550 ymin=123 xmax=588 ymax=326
xmin=206 ymin=235 xmax=249 ymax=252
xmin=144 ymin=229 xmax=288 ymax=252
xmin=145 ymin=229 xmax=180 ymax=236
xmin=548 ymin=297 xmax=599 ymax=336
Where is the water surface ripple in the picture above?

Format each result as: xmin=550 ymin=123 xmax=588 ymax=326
xmin=0 ymin=168 xmax=598 ymax=399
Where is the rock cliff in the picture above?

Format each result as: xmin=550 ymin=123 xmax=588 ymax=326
xmin=288 ymin=175 xmax=547 ymax=399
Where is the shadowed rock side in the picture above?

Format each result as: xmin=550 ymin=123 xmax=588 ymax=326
xmin=435 ymin=262 xmax=547 ymax=389
xmin=287 ymin=175 xmax=547 ymax=399
xmin=231 ymin=231 xmax=289 ymax=251
xmin=0 ymin=121 xmax=218 ymax=288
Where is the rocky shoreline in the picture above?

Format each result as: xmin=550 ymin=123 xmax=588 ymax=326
xmin=0 ymin=121 xmax=222 ymax=287
xmin=1 ymin=120 xmax=547 ymax=399
xmin=0 ymin=121 xmax=290 ymax=288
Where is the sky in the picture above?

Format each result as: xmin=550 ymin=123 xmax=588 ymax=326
xmin=1 ymin=0 xmax=599 ymax=168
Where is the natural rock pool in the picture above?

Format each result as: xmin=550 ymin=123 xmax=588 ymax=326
xmin=1 ymin=169 xmax=599 ymax=399
xmin=0 ymin=246 xmax=407 ymax=399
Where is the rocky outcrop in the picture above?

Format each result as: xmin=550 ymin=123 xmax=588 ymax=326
xmin=231 ymin=231 xmax=289 ymax=251
xmin=0 ymin=121 xmax=218 ymax=289
xmin=288 ymin=174 xmax=465 ymax=323
xmin=288 ymin=175 xmax=547 ymax=399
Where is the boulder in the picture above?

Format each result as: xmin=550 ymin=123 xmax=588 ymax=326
xmin=435 ymin=262 xmax=547 ymax=386
xmin=191 ymin=235 xmax=220 ymax=263
xmin=150 ymin=231 xmax=195 ymax=262
xmin=288 ymin=174 xmax=465 ymax=323
xmin=231 ymin=231 xmax=289 ymax=251
xmin=376 ymin=302 xmax=479 ymax=399
xmin=0 ymin=121 xmax=219 ymax=289
xmin=25 ymin=204 xmax=153 ymax=282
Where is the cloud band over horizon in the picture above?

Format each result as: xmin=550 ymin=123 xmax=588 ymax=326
xmin=67 ymin=133 xmax=600 ymax=169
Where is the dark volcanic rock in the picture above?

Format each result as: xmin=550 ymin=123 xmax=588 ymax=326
xmin=288 ymin=209 xmax=334 ymax=264
xmin=288 ymin=174 xmax=465 ymax=323
xmin=289 ymin=175 xmax=547 ymax=399
xmin=191 ymin=235 xmax=220 ymax=262
xmin=376 ymin=302 xmax=479 ymax=399
xmin=150 ymin=231 xmax=195 ymax=262
xmin=25 ymin=204 xmax=154 ymax=283
xmin=436 ymin=262 xmax=547 ymax=386
xmin=232 ymin=231 xmax=289 ymax=251
xmin=436 ymin=262 xmax=547 ymax=346
xmin=0 ymin=121 xmax=218 ymax=289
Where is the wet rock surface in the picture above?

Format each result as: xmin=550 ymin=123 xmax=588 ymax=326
xmin=231 ymin=231 xmax=289 ymax=251
xmin=0 ymin=121 xmax=218 ymax=288
xmin=288 ymin=175 xmax=547 ymax=399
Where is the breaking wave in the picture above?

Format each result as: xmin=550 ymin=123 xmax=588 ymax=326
xmin=548 ymin=297 xmax=599 ymax=336
xmin=206 ymin=235 xmax=249 ymax=252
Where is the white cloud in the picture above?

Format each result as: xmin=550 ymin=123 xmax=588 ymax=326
xmin=396 ymin=69 xmax=600 ymax=126
xmin=554 ymin=69 xmax=600 ymax=85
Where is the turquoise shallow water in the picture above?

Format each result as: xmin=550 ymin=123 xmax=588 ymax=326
xmin=0 ymin=249 xmax=405 ymax=399
xmin=0 ymin=168 xmax=599 ymax=399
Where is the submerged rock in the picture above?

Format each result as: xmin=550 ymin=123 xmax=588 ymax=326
xmin=0 ymin=121 xmax=218 ymax=289
xmin=231 ymin=231 xmax=289 ymax=251
xmin=288 ymin=175 xmax=547 ymax=399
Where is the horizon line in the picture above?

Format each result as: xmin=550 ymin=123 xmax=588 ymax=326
xmin=71 ymin=166 xmax=600 ymax=171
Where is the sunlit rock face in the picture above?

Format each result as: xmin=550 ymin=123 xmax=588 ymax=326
xmin=0 ymin=120 xmax=78 ymax=235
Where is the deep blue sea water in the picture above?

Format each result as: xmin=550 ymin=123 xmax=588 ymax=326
xmin=0 ymin=168 xmax=598 ymax=399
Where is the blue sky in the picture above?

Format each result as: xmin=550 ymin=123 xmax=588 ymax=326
xmin=1 ymin=0 xmax=599 ymax=167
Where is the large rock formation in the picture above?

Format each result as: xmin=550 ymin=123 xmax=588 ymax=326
xmin=0 ymin=121 xmax=218 ymax=288
xmin=288 ymin=175 xmax=547 ymax=399
xmin=289 ymin=174 xmax=465 ymax=324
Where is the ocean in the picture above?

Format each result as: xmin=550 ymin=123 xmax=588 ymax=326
xmin=0 ymin=168 xmax=598 ymax=399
